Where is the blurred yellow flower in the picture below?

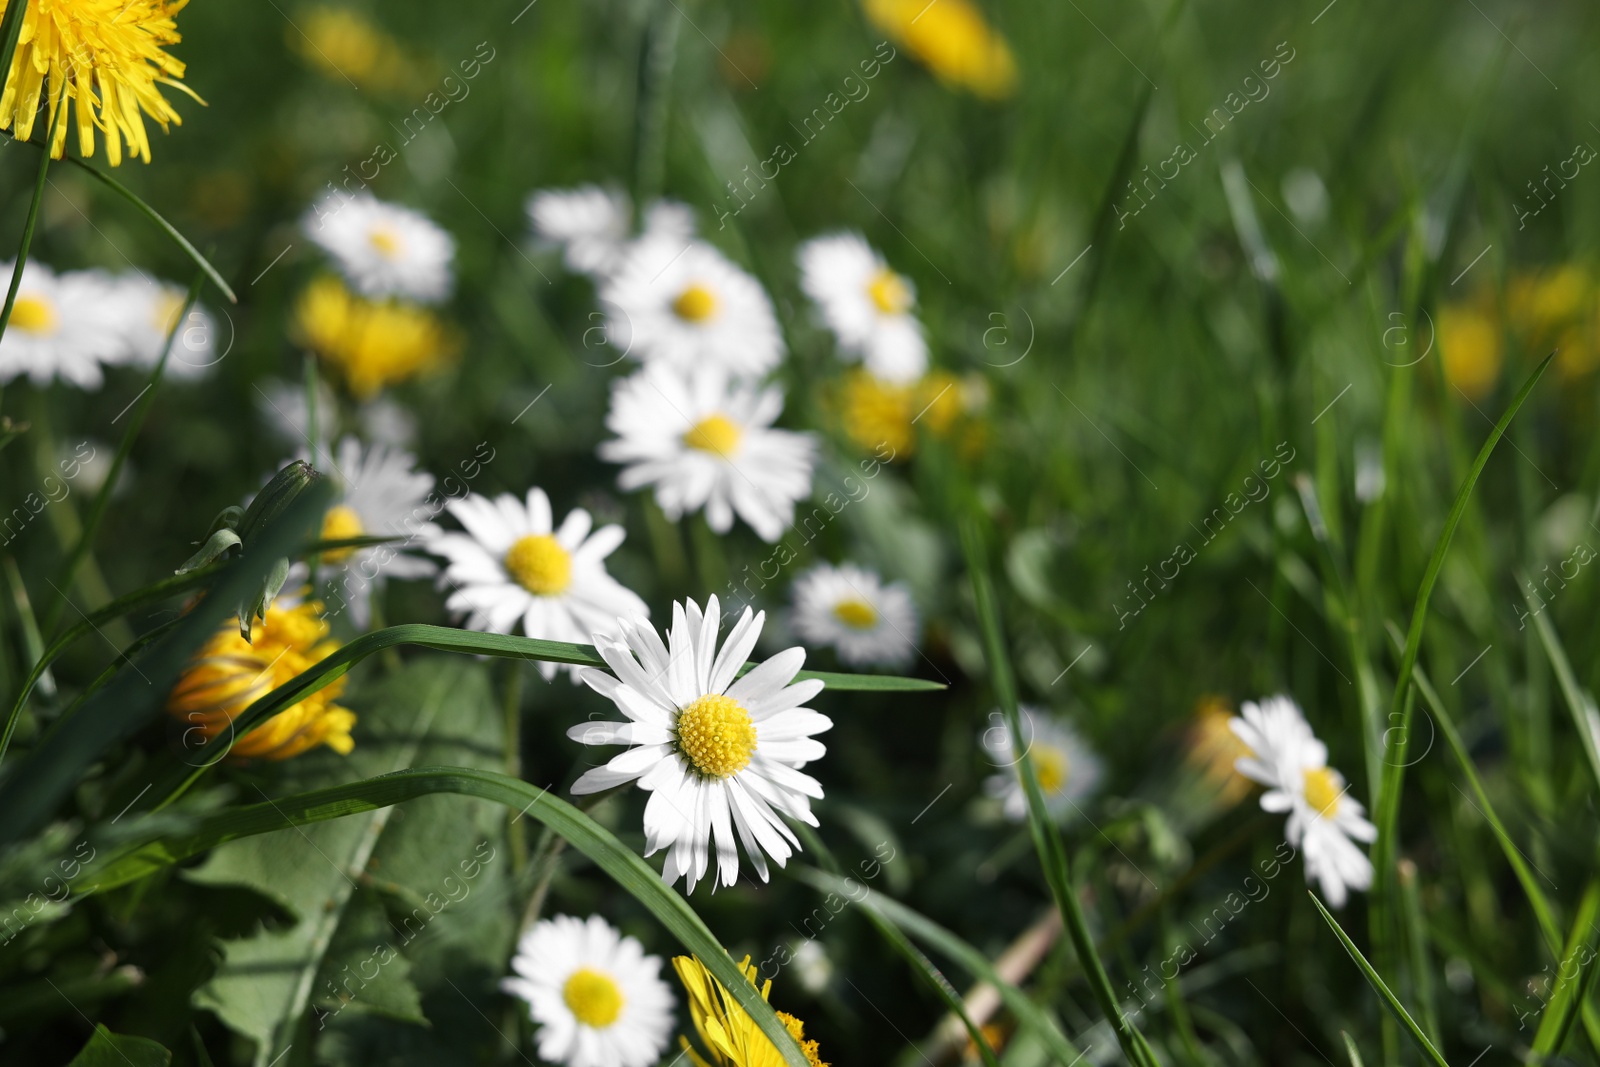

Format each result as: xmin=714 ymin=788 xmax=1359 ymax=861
xmin=673 ymin=954 xmax=828 ymax=1067
xmin=290 ymin=6 xmax=416 ymax=93
xmin=835 ymin=369 xmax=986 ymax=459
xmin=864 ymin=0 xmax=1017 ymax=99
xmin=1184 ymin=695 xmax=1254 ymax=808
xmin=1438 ymin=303 xmax=1503 ymax=401
xmin=0 ymin=0 xmax=200 ymax=165
xmin=295 ymin=276 xmax=459 ymax=398
xmin=1507 ymin=265 xmax=1600 ymax=380
xmin=168 ymin=601 xmax=355 ymax=761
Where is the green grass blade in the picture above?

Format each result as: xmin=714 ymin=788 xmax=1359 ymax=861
xmin=79 ymin=766 xmax=813 ymax=1067
xmin=1386 ymin=621 xmax=1563 ymax=952
xmin=1373 ymin=354 xmax=1553 ymax=879
xmin=1310 ymin=892 xmax=1452 ymax=1067
xmin=1522 ymin=591 xmax=1600 ymax=796
xmin=50 ymin=152 xmax=237 ymax=303
xmin=0 ymin=483 xmax=332 ymax=847
xmin=1531 ymin=877 xmax=1600 ymax=1059
xmin=0 ymin=91 xmax=66 ymax=345
xmin=1341 ymin=1031 xmax=1366 ymax=1067
xmin=960 ymin=517 xmax=1156 ymax=1067
xmin=791 ymin=865 xmax=1083 ymax=1067
xmin=43 ymin=275 xmax=203 ymax=637
xmin=0 ymin=564 xmax=220 ymax=765
xmin=791 ymin=828 xmax=1002 ymax=1067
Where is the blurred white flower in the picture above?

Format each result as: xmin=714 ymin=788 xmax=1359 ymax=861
xmin=304 ymin=436 xmax=439 ymax=628
xmin=501 ymin=914 xmax=675 ymax=1067
xmin=792 ymin=938 xmax=833 ymax=994
xmin=599 ymin=364 xmax=815 ymax=543
xmin=602 ymin=237 xmax=783 ymax=380
xmin=111 ymin=275 xmax=217 ymax=378
xmin=527 ymin=185 xmax=696 ymax=278
xmin=797 ymin=232 xmax=927 ymax=382
xmin=255 ymin=378 xmax=337 ymax=445
xmin=981 ymin=706 xmax=1102 ymax=823
xmin=357 ymin=396 xmax=418 ymax=447
xmin=425 ymin=487 xmax=648 ymax=680
xmin=570 ymin=596 xmax=831 ymax=893
xmin=1229 ymin=694 xmax=1376 ymax=908
xmin=791 ymin=562 xmax=919 ymax=667
xmin=0 ymin=261 xmax=125 ymax=388
xmin=303 ymin=192 xmax=455 ymax=303
xmin=1354 ymin=439 xmax=1385 ymax=504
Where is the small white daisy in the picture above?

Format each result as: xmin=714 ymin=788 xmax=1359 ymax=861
xmin=304 ymin=437 xmax=440 ymax=629
xmin=527 ymin=186 xmax=696 ymax=278
xmin=502 ymin=913 xmax=675 ymax=1067
xmin=791 ymin=562 xmax=919 ymax=668
xmin=425 ymin=488 xmax=649 ymax=680
xmin=113 ymin=275 xmax=218 ymax=378
xmin=527 ymin=184 xmax=631 ymax=277
xmin=602 ymin=236 xmax=783 ymax=379
xmin=0 ymin=261 xmax=124 ymax=388
xmin=570 ymin=595 xmax=832 ymax=893
xmin=797 ymin=232 xmax=928 ymax=383
xmin=599 ymin=364 xmax=815 ymax=543
xmin=302 ymin=192 xmax=455 ymax=303
xmin=980 ymin=706 xmax=1102 ymax=822
xmin=1229 ymin=694 xmax=1377 ymax=908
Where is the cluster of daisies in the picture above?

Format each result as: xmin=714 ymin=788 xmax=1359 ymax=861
xmin=0 ymin=262 xmax=216 ymax=388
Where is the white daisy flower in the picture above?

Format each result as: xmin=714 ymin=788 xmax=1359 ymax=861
xmin=980 ymin=706 xmax=1102 ymax=822
xmin=527 ymin=186 xmax=696 ymax=278
xmin=0 ymin=261 xmax=125 ymax=388
xmin=302 ymin=192 xmax=455 ymax=303
xmin=797 ymin=232 xmax=928 ymax=383
xmin=599 ymin=364 xmax=815 ymax=543
xmin=570 ymin=595 xmax=832 ymax=893
xmin=425 ymin=488 xmax=649 ymax=680
xmin=1229 ymin=694 xmax=1377 ymax=908
xmin=305 ymin=437 xmax=440 ymax=629
xmin=113 ymin=275 xmax=218 ymax=378
xmin=501 ymin=913 xmax=675 ymax=1067
xmin=255 ymin=378 xmax=337 ymax=446
xmin=791 ymin=562 xmax=919 ymax=668
xmin=602 ymin=236 xmax=783 ymax=380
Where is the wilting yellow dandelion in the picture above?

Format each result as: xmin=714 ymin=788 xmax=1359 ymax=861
xmin=290 ymin=6 xmax=416 ymax=94
xmin=673 ymin=955 xmax=828 ymax=1067
xmin=294 ymin=276 xmax=459 ymax=398
xmin=167 ymin=601 xmax=354 ymax=761
xmin=864 ymin=0 xmax=1017 ymax=99
xmin=1184 ymin=695 xmax=1255 ymax=808
xmin=1437 ymin=302 xmax=1503 ymax=401
xmin=834 ymin=369 xmax=985 ymax=459
xmin=0 ymin=0 xmax=201 ymax=165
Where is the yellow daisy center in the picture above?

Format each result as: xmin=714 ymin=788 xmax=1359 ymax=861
xmin=319 ymin=505 xmax=366 ymax=564
xmin=503 ymin=534 xmax=572 ymax=596
xmin=1033 ymin=744 xmax=1069 ymax=794
xmin=832 ymin=598 xmax=878 ymax=629
xmin=1303 ymin=767 xmax=1342 ymax=817
xmin=11 ymin=293 xmax=57 ymax=334
xmin=562 ymin=967 xmax=624 ymax=1029
xmin=867 ymin=268 xmax=912 ymax=314
xmin=368 ymin=226 xmax=403 ymax=258
xmin=672 ymin=283 xmax=720 ymax=322
xmin=683 ymin=413 xmax=742 ymax=458
xmin=676 ymin=694 xmax=757 ymax=779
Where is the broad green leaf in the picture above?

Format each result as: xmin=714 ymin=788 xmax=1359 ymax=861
xmin=66 ymin=1025 xmax=171 ymax=1067
xmin=189 ymin=658 xmax=507 ymax=1067
xmin=1309 ymin=892 xmax=1451 ymax=1067
xmin=80 ymin=764 xmax=813 ymax=1067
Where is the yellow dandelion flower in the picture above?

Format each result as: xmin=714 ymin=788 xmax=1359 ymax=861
xmin=833 ymin=369 xmax=986 ymax=459
xmin=0 ymin=0 xmax=201 ymax=166
xmin=673 ymin=955 xmax=828 ymax=1067
xmin=1437 ymin=302 xmax=1503 ymax=401
xmin=290 ymin=7 xmax=416 ymax=94
xmin=294 ymin=276 xmax=459 ymax=399
xmin=864 ymin=0 xmax=1017 ymax=100
xmin=1184 ymin=695 xmax=1254 ymax=808
xmin=167 ymin=601 xmax=355 ymax=761
xmin=1507 ymin=265 xmax=1600 ymax=381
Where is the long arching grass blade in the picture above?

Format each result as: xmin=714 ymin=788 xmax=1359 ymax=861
xmin=1310 ymin=892 xmax=1451 ymax=1067
xmin=1522 ymin=592 xmax=1600 ymax=796
xmin=79 ymin=766 xmax=813 ymax=1067
xmin=1531 ymin=877 xmax=1600 ymax=1060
